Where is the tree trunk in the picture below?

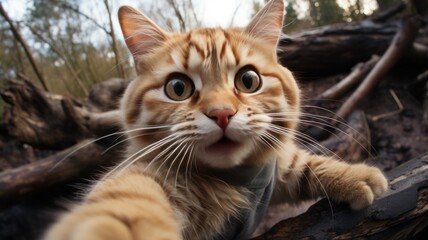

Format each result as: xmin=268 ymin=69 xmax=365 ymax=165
xmin=103 ymin=0 xmax=125 ymax=79
xmin=0 ymin=78 xmax=124 ymax=149
xmin=0 ymin=3 xmax=49 ymax=91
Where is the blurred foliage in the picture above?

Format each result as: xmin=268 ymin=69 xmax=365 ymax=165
xmin=0 ymin=0 xmax=403 ymax=104
xmin=283 ymin=0 xmax=402 ymax=33
xmin=0 ymin=0 xmax=134 ymax=99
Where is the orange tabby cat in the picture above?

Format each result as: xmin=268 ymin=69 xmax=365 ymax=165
xmin=44 ymin=0 xmax=388 ymax=239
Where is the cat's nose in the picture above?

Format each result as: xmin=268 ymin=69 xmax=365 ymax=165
xmin=207 ymin=109 xmax=236 ymax=130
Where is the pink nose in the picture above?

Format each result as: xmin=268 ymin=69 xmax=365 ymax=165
xmin=207 ymin=109 xmax=236 ymax=130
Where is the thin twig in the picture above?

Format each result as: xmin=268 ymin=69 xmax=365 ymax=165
xmin=319 ymin=55 xmax=380 ymax=100
xmin=371 ymin=89 xmax=404 ymax=121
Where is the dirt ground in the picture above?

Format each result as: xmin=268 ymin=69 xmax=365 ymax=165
xmin=0 ymin=67 xmax=427 ymax=239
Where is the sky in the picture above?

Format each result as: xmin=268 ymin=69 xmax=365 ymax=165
xmin=2 ymin=0 xmax=265 ymax=45
xmin=2 ymin=0 xmax=377 ymax=45
xmin=2 ymin=0 xmax=262 ymax=27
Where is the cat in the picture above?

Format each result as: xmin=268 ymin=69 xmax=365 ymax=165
xmin=43 ymin=0 xmax=388 ymax=239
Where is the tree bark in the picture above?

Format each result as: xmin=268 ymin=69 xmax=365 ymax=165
xmin=0 ymin=139 xmax=123 ymax=205
xmin=422 ymin=72 xmax=428 ymax=130
xmin=252 ymin=153 xmax=428 ymax=240
xmin=318 ymin=55 xmax=380 ymax=100
xmin=0 ymin=78 xmax=123 ymax=149
xmin=103 ymin=0 xmax=125 ymax=79
xmin=278 ymin=20 xmax=428 ymax=77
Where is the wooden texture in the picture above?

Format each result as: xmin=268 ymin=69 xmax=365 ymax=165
xmin=278 ymin=20 xmax=428 ymax=77
xmin=336 ymin=16 xmax=422 ymax=120
xmin=0 ymin=139 xmax=122 ymax=205
xmin=0 ymin=78 xmax=123 ymax=149
xmin=252 ymin=154 xmax=428 ymax=240
xmin=319 ymin=55 xmax=380 ymax=100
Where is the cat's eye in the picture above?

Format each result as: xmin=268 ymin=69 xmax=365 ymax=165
xmin=165 ymin=73 xmax=195 ymax=101
xmin=234 ymin=66 xmax=262 ymax=93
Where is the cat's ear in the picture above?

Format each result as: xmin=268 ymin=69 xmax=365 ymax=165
xmin=118 ymin=6 xmax=167 ymax=59
xmin=245 ymin=0 xmax=284 ymax=47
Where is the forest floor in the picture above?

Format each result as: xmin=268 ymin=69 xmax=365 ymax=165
xmin=0 ymin=67 xmax=427 ymax=239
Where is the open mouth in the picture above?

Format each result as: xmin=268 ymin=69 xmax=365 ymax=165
xmin=206 ymin=136 xmax=241 ymax=153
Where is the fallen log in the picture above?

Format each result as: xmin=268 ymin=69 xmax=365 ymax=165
xmin=0 ymin=78 xmax=124 ymax=149
xmin=253 ymin=153 xmax=428 ymax=240
xmin=0 ymin=138 xmax=123 ymax=205
xmin=0 ymin=79 xmax=86 ymax=149
xmin=278 ymin=19 xmax=428 ymax=77
xmin=423 ymin=75 xmax=428 ymax=130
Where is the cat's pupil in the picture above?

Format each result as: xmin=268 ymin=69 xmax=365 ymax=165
xmin=172 ymin=80 xmax=185 ymax=96
xmin=242 ymin=73 xmax=254 ymax=89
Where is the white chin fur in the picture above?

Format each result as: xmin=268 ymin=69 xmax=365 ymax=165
xmin=195 ymin=144 xmax=253 ymax=169
xmin=195 ymin=128 xmax=256 ymax=169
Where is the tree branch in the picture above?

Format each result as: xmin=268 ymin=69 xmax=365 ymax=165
xmin=28 ymin=26 xmax=89 ymax=95
xmin=0 ymin=139 xmax=123 ymax=205
xmin=0 ymin=3 xmax=49 ymax=91
xmin=335 ymin=16 xmax=422 ymax=120
xmin=318 ymin=55 xmax=380 ymax=100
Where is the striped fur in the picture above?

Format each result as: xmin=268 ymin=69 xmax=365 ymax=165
xmin=44 ymin=0 xmax=387 ymax=239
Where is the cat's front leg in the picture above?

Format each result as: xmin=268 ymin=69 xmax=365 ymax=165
xmin=272 ymin=148 xmax=388 ymax=210
xmin=44 ymin=167 xmax=182 ymax=240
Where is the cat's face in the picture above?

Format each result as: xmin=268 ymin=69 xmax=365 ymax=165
xmin=119 ymin=0 xmax=299 ymax=169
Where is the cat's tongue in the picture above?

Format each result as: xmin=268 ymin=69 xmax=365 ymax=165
xmin=206 ymin=136 xmax=241 ymax=154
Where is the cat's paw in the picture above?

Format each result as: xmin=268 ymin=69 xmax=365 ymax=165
xmin=342 ymin=164 xmax=388 ymax=210
xmin=44 ymin=211 xmax=182 ymax=240
xmin=44 ymin=215 xmax=133 ymax=240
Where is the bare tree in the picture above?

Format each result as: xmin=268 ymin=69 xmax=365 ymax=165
xmin=141 ymin=0 xmax=201 ymax=32
xmin=0 ymin=3 xmax=49 ymax=91
xmin=28 ymin=26 xmax=89 ymax=95
xmin=103 ymin=0 xmax=126 ymax=79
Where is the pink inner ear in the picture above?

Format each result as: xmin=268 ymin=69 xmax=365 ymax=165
xmin=118 ymin=6 xmax=167 ymax=57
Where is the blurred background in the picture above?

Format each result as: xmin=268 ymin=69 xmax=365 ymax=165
xmin=0 ymin=0 xmax=399 ymax=102
xmin=2 ymin=1 xmax=428 ymax=239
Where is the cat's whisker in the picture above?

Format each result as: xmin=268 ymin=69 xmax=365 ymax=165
xmin=154 ymin=137 xmax=188 ymax=176
xmin=271 ymin=115 xmax=371 ymax=158
xmin=163 ymin=137 xmax=192 ymax=186
xmin=267 ymin=124 xmax=339 ymax=159
xmin=175 ymin=142 xmax=194 ymax=189
xmin=101 ymin=129 xmax=171 ymax=155
xmin=49 ymin=126 xmax=171 ymax=172
xmin=138 ymin=135 xmax=184 ymax=172
xmin=269 ymin=110 xmax=371 ymax=151
xmin=252 ymin=119 xmax=330 ymax=158
xmin=104 ymin=134 xmax=179 ymax=180
xmin=260 ymin=131 xmax=335 ymax=220
xmin=270 ymin=109 xmax=373 ymax=154
xmin=187 ymin=142 xmax=198 ymax=192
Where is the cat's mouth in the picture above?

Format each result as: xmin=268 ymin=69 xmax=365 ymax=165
xmin=206 ymin=136 xmax=241 ymax=154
